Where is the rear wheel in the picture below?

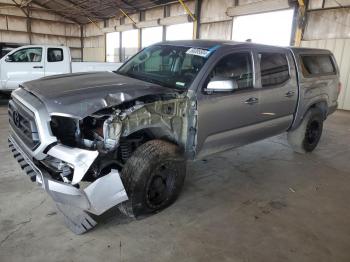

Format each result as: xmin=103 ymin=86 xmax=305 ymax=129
xmin=118 ymin=140 xmax=186 ymax=218
xmin=287 ymin=108 xmax=324 ymax=154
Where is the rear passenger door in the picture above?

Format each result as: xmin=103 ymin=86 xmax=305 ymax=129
xmin=255 ymin=49 xmax=298 ymax=137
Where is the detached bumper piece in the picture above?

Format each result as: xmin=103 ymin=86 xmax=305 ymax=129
xmin=8 ymin=136 xmax=128 ymax=234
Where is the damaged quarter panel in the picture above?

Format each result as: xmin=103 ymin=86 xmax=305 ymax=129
xmin=118 ymin=97 xmax=190 ymax=149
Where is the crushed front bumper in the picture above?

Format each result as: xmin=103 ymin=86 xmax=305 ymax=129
xmin=8 ymin=136 xmax=128 ymax=234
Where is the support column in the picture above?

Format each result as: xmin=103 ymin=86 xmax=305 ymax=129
xmin=293 ymin=0 xmax=308 ymax=47
xmin=194 ymin=0 xmax=202 ymax=39
xmin=80 ymin=25 xmax=84 ymax=61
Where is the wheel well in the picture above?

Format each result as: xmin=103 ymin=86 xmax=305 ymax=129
xmin=118 ymin=128 xmax=180 ymax=163
xmin=309 ymin=101 xmax=328 ymax=120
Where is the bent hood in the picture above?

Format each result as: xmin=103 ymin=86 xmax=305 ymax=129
xmin=22 ymin=71 xmax=179 ymax=119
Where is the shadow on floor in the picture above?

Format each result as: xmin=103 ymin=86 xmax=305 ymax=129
xmin=0 ymin=93 xmax=10 ymax=106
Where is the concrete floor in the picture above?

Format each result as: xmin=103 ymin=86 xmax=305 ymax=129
xmin=0 ymin=99 xmax=350 ymax=262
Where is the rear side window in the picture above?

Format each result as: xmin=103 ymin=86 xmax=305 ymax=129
xmin=301 ymin=55 xmax=335 ymax=76
xmin=48 ymin=48 xmax=63 ymax=62
xmin=259 ymin=52 xmax=290 ymax=87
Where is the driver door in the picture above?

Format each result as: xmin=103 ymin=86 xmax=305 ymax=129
xmin=1 ymin=47 xmax=44 ymax=90
xmin=196 ymin=50 xmax=261 ymax=158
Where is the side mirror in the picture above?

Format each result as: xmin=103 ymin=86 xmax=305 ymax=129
xmin=5 ymin=55 xmax=13 ymax=62
xmin=205 ymin=77 xmax=238 ymax=93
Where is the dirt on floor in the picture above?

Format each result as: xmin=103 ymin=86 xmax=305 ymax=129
xmin=0 ymin=104 xmax=350 ymax=262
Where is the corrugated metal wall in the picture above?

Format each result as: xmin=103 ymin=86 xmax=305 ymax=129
xmin=301 ymin=39 xmax=350 ymax=110
xmin=0 ymin=0 xmax=82 ymax=60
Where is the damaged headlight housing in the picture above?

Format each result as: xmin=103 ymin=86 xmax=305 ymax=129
xmin=41 ymin=156 xmax=73 ymax=183
xmin=103 ymin=115 xmax=122 ymax=151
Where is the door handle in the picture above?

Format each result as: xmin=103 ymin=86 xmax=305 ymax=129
xmin=244 ymin=97 xmax=259 ymax=105
xmin=285 ymin=91 xmax=295 ymax=97
xmin=33 ymin=66 xmax=43 ymax=69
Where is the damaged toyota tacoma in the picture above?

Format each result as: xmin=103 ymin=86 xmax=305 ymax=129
xmin=8 ymin=40 xmax=340 ymax=234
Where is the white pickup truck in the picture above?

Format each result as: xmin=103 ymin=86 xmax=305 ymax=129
xmin=0 ymin=45 xmax=122 ymax=92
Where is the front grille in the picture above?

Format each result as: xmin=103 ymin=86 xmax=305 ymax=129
xmin=8 ymin=99 xmax=40 ymax=150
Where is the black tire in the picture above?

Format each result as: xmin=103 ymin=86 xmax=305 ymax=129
xmin=118 ymin=140 xmax=186 ymax=218
xmin=287 ymin=108 xmax=324 ymax=154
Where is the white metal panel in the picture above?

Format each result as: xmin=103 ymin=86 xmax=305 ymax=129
xmin=7 ymin=16 xmax=27 ymax=32
xmin=145 ymin=6 xmax=163 ymax=21
xmin=137 ymin=20 xmax=160 ymax=29
xmin=308 ymin=0 xmax=323 ymax=9
xmin=324 ymin=0 xmax=350 ymax=8
xmin=201 ymin=0 xmax=232 ymax=23
xmin=301 ymin=39 xmax=350 ymax=110
xmin=200 ymin=21 xmax=232 ymax=40
xmin=304 ymin=9 xmax=350 ymax=40
xmin=227 ymin=0 xmax=290 ymax=17
xmin=0 ymin=16 xmax=7 ymax=30
xmin=0 ymin=31 xmax=29 ymax=43
xmin=84 ymin=35 xmax=105 ymax=48
xmin=83 ymin=47 xmax=105 ymax=62
xmin=160 ymin=15 xmax=191 ymax=26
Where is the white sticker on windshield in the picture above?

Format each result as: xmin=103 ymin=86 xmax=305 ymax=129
xmin=176 ymin=82 xmax=185 ymax=87
xmin=186 ymin=48 xmax=210 ymax=58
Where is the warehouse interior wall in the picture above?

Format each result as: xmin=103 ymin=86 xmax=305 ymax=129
xmin=1 ymin=0 xmax=350 ymax=110
xmin=83 ymin=22 xmax=106 ymax=62
xmin=302 ymin=1 xmax=350 ymax=110
xmin=0 ymin=0 xmax=83 ymax=60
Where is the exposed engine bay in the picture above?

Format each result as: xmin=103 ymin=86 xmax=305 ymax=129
xmin=46 ymin=94 xmax=192 ymax=185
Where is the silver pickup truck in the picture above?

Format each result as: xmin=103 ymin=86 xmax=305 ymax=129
xmin=7 ymin=40 xmax=340 ymax=234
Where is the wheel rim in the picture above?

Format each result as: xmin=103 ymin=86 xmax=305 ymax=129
xmin=305 ymin=120 xmax=321 ymax=145
xmin=146 ymin=162 xmax=177 ymax=208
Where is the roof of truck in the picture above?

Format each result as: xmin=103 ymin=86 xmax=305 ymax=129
xmin=157 ymin=40 xmax=332 ymax=54
xmin=158 ymin=39 xmax=291 ymax=49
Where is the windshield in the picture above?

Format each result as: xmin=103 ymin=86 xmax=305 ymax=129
xmin=117 ymin=45 xmax=210 ymax=90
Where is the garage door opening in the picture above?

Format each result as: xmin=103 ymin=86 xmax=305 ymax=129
xmin=232 ymin=9 xmax=295 ymax=46
xmin=106 ymin=32 xmax=120 ymax=62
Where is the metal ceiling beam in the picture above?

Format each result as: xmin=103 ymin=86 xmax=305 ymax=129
xmin=119 ymin=0 xmax=139 ymax=11
xmin=25 ymin=0 xmax=180 ymax=24
xmin=31 ymin=0 xmax=81 ymax=24
xmin=119 ymin=8 xmax=137 ymax=24
xmin=62 ymin=0 xmax=103 ymax=19
xmin=11 ymin=0 xmax=29 ymax=16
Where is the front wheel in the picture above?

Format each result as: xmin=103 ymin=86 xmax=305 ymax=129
xmin=287 ymin=108 xmax=324 ymax=154
xmin=118 ymin=140 xmax=186 ymax=218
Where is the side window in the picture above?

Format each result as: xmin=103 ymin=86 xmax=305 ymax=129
xmin=301 ymin=55 xmax=335 ymax=76
xmin=259 ymin=52 xmax=290 ymax=87
xmin=10 ymin=48 xmax=42 ymax=62
xmin=48 ymin=48 xmax=64 ymax=62
xmin=209 ymin=52 xmax=254 ymax=90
